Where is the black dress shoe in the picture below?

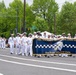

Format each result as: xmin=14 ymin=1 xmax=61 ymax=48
xmin=10 ymin=53 xmax=13 ymax=54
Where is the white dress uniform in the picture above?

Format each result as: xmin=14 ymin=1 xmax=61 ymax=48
xmin=27 ymin=37 xmax=33 ymax=56
xmin=21 ymin=36 xmax=28 ymax=56
xmin=32 ymin=32 xmax=38 ymax=39
xmin=18 ymin=36 xmax=23 ymax=55
xmin=0 ymin=38 xmax=3 ymax=48
xmin=42 ymin=34 xmax=48 ymax=39
xmin=8 ymin=36 xmax=15 ymax=54
xmin=15 ymin=36 xmax=20 ymax=54
xmin=37 ymin=35 xmax=42 ymax=39
xmin=74 ymin=34 xmax=76 ymax=38
xmin=0 ymin=38 xmax=1 ymax=48
xmin=1 ymin=38 xmax=6 ymax=49
xmin=32 ymin=35 xmax=38 ymax=39
xmin=3 ymin=38 xmax=6 ymax=49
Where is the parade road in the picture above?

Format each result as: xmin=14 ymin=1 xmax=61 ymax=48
xmin=0 ymin=48 xmax=76 ymax=75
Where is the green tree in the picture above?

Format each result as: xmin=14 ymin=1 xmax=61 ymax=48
xmin=57 ymin=2 xmax=76 ymax=36
xmin=32 ymin=16 xmax=49 ymax=32
xmin=0 ymin=0 xmax=6 ymax=11
xmin=0 ymin=0 xmax=8 ymax=37
xmin=8 ymin=0 xmax=35 ymax=34
xmin=7 ymin=0 xmax=23 ymax=34
xmin=32 ymin=0 xmax=58 ymax=32
xmin=25 ymin=4 xmax=35 ymax=34
xmin=0 ymin=0 xmax=35 ymax=37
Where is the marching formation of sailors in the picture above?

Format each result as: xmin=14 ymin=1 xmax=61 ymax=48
xmin=8 ymin=32 xmax=33 ymax=56
xmin=0 ymin=31 xmax=76 ymax=56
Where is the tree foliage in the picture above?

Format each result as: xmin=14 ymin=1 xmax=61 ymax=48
xmin=32 ymin=16 xmax=49 ymax=32
xmin=0 ymin=0 xmax=76 ymax=38
xmin=32 ymin=0 xmax=58 ymax=32
xmin=57 ymin=2 xmax=76 ymax=36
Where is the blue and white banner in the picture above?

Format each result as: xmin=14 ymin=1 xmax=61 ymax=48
xmin=32 ymin=39 xmax=76 ymax=54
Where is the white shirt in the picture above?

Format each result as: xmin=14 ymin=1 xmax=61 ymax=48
xmin=42 ymin=34 xmax=48 ymax=39
xmin=27 ymin=37 xmax=33 ymax=45
xmin=32 ymin=35 xmax=38 ymax=39
xmin=8 ymin=37 xmax=15 ymax=44
xmin=15 ymin=36 xmax=20 ymax=44
xmin=22 ymin=36 xmax=28 ymax=45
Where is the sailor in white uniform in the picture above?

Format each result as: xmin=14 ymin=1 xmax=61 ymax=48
xmin=3 ymin=38 xmax=6 ymax=49
xmin=8 ymin=34 xmax=15 ymax=54
xmin=36 ymin=31 xmax=42 ymax=38
xmin=0 ymin=37 xmax=2 ymax=48
xmin=1 ymin=37 xmax=6 ymax=49
xmin=18 ymin=34 xmax=23 ymax=55
xmin=15 ymin=33 xmax=21 ymax=54
xmin=0 ymin=37 xmax=3 ymax=49
xmin=42 ymin=31 xmax=48 ymax=39
xmin=21 ymin=32 xmax=28 ymax=56
xmin=27 ymin=33 xmax=33 ymax=56
xmin=32 ymin=32 xmax=37 ymax=38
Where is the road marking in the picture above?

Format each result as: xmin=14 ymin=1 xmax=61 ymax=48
xmin=0 ymin=59 xmax=76 ymax=73
xmin=0 ymin=54 xmax=76 ymax=66
xmin=0 ymin=73 xmax=3 ymax=75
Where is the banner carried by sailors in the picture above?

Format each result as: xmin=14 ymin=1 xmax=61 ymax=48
xmin=33 ymin=38 xmax=76 ymax=54
xmin=0 ymin=31 xmax=76 ymax=56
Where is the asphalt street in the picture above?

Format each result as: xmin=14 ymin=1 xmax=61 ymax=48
xmin=0 ymin=48 xmax=76 ymax=75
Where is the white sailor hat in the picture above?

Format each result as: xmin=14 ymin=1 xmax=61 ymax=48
xmin=37 ymin=31 xmax=41 ymax=33
xmin=23 ymin=32 xmax=27 ymax=35
xmin=28 ymin=33 xmax=32 ymax=36
xmin=11 ymin=34 xmax=14 ymax=36
xmin=17 ymin=33 xmax=20 ymax=35
xmin=67 ymin=33 xmax=71 ymax=36
xmin=19 ymin=34 xmax=23 ymax=36
xmin=34 ymin=32 xmax=36 ymax=34
xmin=62 ymin=33 xmax=65 ymax=35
